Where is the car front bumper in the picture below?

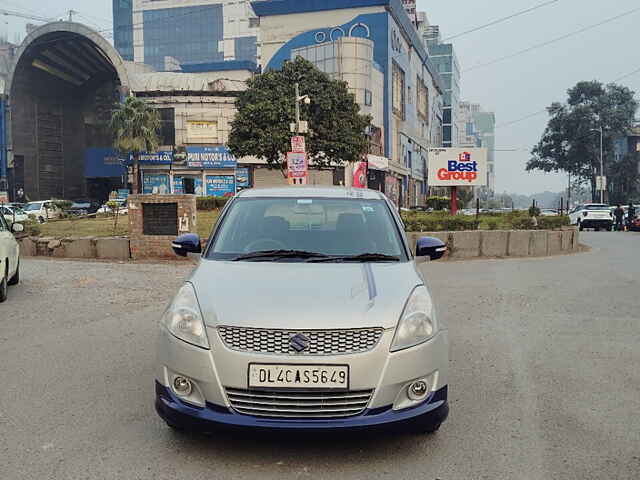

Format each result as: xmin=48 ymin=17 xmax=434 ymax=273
xmin=155 ymin=326 xmax=449 ymax=431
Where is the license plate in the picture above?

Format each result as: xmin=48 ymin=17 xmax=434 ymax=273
xmin=248 ymin=364 xmax=349 ymax=389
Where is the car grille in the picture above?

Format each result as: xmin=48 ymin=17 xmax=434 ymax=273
xmin=217 ymin=327 xmax=384 ymax=356
xmin=225 ymin=388 xmax=374 ymax=418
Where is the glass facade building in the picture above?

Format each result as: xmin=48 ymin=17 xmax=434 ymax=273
xmin=143 ymin=5 xmax=224 ymax=71
xmin=113 ymin=0 xmax=133 ymax=61
xmin=113 ymin=0 xmax=259 ymax=72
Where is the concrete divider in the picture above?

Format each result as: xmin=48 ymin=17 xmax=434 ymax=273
xmin=18 ymin=236 xmax=131 ymax=261
xmin=481 ymin=231 xmax=509 ymax=257
xmin=409 ymin=227 xmax=580 ymax=260
xmin=96 ymin=238 xmax=131 ymax=260
xmin=63 ymin=237 xmax=97 ymax=259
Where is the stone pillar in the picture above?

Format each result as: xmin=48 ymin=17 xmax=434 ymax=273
xmin=128 ymin=194 xmax=197 ymax=259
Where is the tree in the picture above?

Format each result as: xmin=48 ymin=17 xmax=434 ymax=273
xmin=527 ymin=81 xmax=637 ymax=201
xmin=110 ymin=96 xmax=161 ymax=194
xmin=228 ymin=57 xmax=372 ymax=175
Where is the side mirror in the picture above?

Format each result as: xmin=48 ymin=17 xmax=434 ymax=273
xmin=171 ymin=233 xmax=202 ymax=258
xmin=12 ymin=223 xmax=24 ymax=233
xmin=416 ymin=236 xmax=447 ymax=262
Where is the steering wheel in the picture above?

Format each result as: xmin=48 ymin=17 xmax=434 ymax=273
xmin=244 ymin=238 xmax=287 ymax=252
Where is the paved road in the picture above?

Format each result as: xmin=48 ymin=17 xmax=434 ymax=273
xmin=1 ymin=232 xmax=639 ymax=479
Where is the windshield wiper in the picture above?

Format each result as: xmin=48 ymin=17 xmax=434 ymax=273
xmin=309 ymin=253 xmax=401 ymax=263
xmin=232 ymin=250 xmax=330 ymax=261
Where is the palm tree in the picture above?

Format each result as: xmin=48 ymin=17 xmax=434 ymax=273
xmin=110 ymin=96 xmax=161 ymax=194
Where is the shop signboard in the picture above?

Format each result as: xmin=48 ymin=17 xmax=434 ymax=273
xmin=427 ymin=148 xmax=488 ymax=187
xmin=287 ymin=152 xmax=308 ymax=185
xmin=206 ymin=175 xmax=236 ymax=197
xmin=385 ymin=175 xmax=400 ymax=207
xmin=143 ymin=173 xmax=170 ymax=194
xmin=291 ymin=136 xmax=306 ymax=153
xmin=352 ymin=161 xmax=368 ymax=188
xmin=133 ymin=151 xmax=173 ymax=165
xmin=186 ymin=146 xmax=236 ymax=169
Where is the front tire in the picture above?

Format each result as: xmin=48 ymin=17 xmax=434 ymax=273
xmin=578 ymin=221 xmax=584 ymax=231
xmin=38 ymin=216 xmax=45 ymax=224
xmin=8 ymin=261 xmax=19 ymax=286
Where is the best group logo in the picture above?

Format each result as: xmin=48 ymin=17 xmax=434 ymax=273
xmin=437 ymin=151 xmax=478 ymax=183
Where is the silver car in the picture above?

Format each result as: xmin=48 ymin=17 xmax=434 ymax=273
xmin=155 ymin=187 xmax=449 ymax=433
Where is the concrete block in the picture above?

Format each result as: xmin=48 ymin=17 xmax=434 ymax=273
xmin=530 ymin=231 xmax=549 ymax=256
xmin=508 ymin=231 xmax=531 ymax=257
xmin=36 ymin=237 xmax=54 ymax=256
xmin=481 ymin=231 xmax=509 ymax=257
xmin=561 ymin=230 xmax=573 ymax=251
xmin=18 ymin=237 xmax=37 ymax=256
xmin=572 ymin=229 xmax=579 ymax=250
xmin=547 ymin=231 xmax=563 ymax=255
xmin=450 ymin=231 xmax=481 ymax=259
xmin=96 ymin=237 xmax=130 ymax=260
xmin=63 ymin=237 xmax=97 ymax=259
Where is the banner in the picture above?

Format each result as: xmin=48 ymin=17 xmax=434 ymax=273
xmin=206 ymin=175 xmax=236 ymax=197
xmin=291 ymin=136 xmax=306 ymax=153
xmin=353 ymin=161 xmax=368 ymax=188
xmin=142 ymin=174 xmax=170 ymax=194
xmin=173 ymin=176 xmax=204 ymax=196
xmin=187 ymin=146 xmax=236 ymax=169
xmin=427 ymin=148 xmax=488 ymax=187
xmin=236 ymin=168 xmax=250 ymax=189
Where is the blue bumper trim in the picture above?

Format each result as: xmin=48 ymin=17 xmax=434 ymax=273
xmin=155 ymin=382 xmax=448 ymax=431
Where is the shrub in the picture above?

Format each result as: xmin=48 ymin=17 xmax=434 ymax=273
xmin=537 ymin=216 xmax=570 ymax=230
xmin=216 ymin=197 xmax=231 ymax=209
xmin=485 ymin=218 xmax=500 ymax=230
xmin=52 ymin=200 xmax=73 ymax=211
xmin=512 ymin=217 xmax=535 ymax=230
xmin=22 ymin=219 xmax=41 ymax=236
xmin=528 ymin=206 xmax=541 ymax=217
xmin=425 ymin=196 xmax=451 ymax=211
xmin=197 ymin=196 xmax=218 ymax=211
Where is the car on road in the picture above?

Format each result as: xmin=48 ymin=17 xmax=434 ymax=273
xmin=1 ymin=205 xmax=29 ymax=225
xmin=0 ymin=213 xmax=22 ymax=302
xmin=568 ymin=204 xmax=613 ymax=231
xmin=155 ymin=187 xmax=449 ymax=434
xmin=96 ymin=199 xmax=128 ymax=215
xmin=67 ymin=199 xmax=102 ymax=216
xmin=24 ymin=200 xmax=63 ymax=223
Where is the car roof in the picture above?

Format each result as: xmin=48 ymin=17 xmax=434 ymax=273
xmin=237 ymin=186 xmax=386 ymax=200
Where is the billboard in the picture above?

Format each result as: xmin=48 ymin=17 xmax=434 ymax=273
xmin=142 ymin=174 xmax=170 ymax=194
xmin=353 ymin=162 xmax=368 ymax=188
xmin=186 ymin=146 xmax=237 ymax=169
xmin=236 ymin=168 xmax=250 ymax=189
xmin=187 ymin=120 xmax=218 ymax=143
xmin=427 ymin=148 xmax=488 ymax=187
xmin=134 ymin=151 xmax=173 ymax=165
xmin=206 ymin=175 xmax=236 ymax=197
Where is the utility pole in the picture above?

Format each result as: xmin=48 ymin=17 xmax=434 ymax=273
xmin=68 ymin=10 xmax=77 ymax=22
xmin=591 ymin=126 xmax=604 ymax=203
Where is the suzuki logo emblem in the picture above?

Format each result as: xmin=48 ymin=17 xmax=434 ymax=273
xmin=289 ymin=333 xmax=310 ymax=353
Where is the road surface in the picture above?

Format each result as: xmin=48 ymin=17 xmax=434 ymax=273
xmin=1 ymin=232 xmax=638 ymax=479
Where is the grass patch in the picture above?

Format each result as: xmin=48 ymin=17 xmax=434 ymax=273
xmin=38 ymin=210 xmax=221 ymax=239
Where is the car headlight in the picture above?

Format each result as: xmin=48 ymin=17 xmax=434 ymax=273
xmin=390 ymin=286 xmax=437 ymax=352
xmin=161 ymin=282 xmax=210 ymax=349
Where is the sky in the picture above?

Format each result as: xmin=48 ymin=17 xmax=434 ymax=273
xmin=2 ymin=0 xmax=639 ymax=194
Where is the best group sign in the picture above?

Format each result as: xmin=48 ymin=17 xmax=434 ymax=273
xmin=427 ymin=148 xmax=488 ymax=187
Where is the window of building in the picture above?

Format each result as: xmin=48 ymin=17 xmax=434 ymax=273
xmin=392 ymin=61 xmax=406 ymax=120
xmin=249 ymin=17 xmax=260 ymax=28
xmin=408 ymin=86 xmax=413 ymax=105
xmin=158 ymin=108 xmax=175 ymax=146
xmin=364 ymin=89 xmax=372 ymax=106
xmin=416 ymin=75 xmax=428 ymax=121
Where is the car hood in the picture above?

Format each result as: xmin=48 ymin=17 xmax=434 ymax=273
xmin=189 ymin=260 xmax=424 ymax=330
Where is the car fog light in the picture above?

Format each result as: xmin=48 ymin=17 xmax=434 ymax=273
xmin=408 ymin=380 xmax=429 ymax=401
xmin=173 ymin=376 xmax=193 ymax=396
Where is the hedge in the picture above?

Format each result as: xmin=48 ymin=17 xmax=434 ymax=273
xmin=196 ymin=196 xmax=231 ymax=211
xmin=401 ymin=210 xmax=571 ymax=232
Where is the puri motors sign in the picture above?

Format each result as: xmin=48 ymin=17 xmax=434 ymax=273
xmin=427 ymin=148 xmax=488 ymax=187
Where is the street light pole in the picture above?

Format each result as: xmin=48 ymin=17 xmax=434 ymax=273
xmin=295 ymin=82 xmax=301 ymax=134
xmin=590 ymin=126 xmax=604 ymax=203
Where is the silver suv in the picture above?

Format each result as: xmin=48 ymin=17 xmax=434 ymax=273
xmin=155 ymin=187 xmax=449 ymax=434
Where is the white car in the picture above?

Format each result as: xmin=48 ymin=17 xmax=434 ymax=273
xmin=97 ymin=199 xmax=128 ymax=215
xmin=540 ymin=209 xmax=559 ymax=217
xmin=24 ymin=200 xmax=63 ymax=223
xmin=0 ymin=214 xmax=22 ymax=302
xmin=1 ymin=206 xmax=29 ymax=225
xmin=568 ymin=204 xmax=613 ymax=231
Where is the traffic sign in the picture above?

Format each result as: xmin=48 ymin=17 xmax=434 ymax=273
xmin=291 ymin=136 xmax=306 ymax=153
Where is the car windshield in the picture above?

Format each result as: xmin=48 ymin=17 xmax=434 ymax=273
xmin=207 ymin=197 xmax=406 ymax=262
xmin=585 ymin=205 xmax=610 ymax=210
xmin=25 ymin=202 xmax=43 ymax=211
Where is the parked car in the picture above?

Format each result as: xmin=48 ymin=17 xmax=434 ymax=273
xmin=68 ymin=199 xmax=102 ymax=216
xmin=629 ymin=216 xmax=640 ymax=232
xmin=155 ymin=187 xmax=449 ymax=434
xmin=24 ymin=200 xmax=63 ymax=223
xmin=568 ymin=204 xmax=613 ymax=231
xmin=1 ymin=205 xmax=29 ymax=225
xmin=540 ymin=209 xmax=559 ymax=217
xmin=97 ymin=199 xmax=128 ymax=215
xmin=0 ymin=214 xmax=22 ymax=302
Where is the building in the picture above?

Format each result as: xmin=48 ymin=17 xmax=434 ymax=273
xmin=251 ymin=0 xmax=444 ymax=207
xmin=423 ymin=25 xmax=460 ymax=149
xmin=0 ymin=41 xmax=16 ymax=194
xmin=113 ymin=0 xmax=259 ymax=71
xmin=614 ymin=125 xmax=640 ymax=162
xmin=473 ymin=108 xmax=496 ymax=194
xmin=457 ymin=101 xmax=481 ymax=148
